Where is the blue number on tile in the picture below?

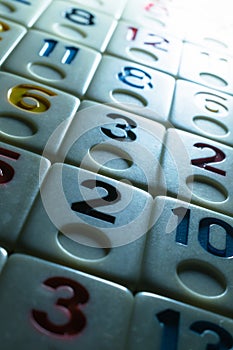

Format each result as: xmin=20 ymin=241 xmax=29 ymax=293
xmin=157 ymin=309 xmax=180 ymax=350
xmin=190 ymin=321 xmax=233 ymax=349
xmin=191 ymin=143 xmax=226 ymax=176
xmin=71 ymin=180 xmax=120 ymax=223
xmin=101 ymin=113 xmax=137 ymax=141
xmin=0 ymin=148 xmax=20 ymax=184
xmin=32 ymin=277 xmax=89 ymax=336
xmin=12 ymin=0 xmax=31 ymax=4
xmin=65 ymin=8 xmax=95 ymax=25
xmin=39 ymin=39 xmax=79 ymax=64
xmin=157 ymin=309 xmax=233 ymax=349
xmin=199 ymin=218 xmax=233 ymax=257
xmin=118 ymin=66 xmax=153 ymax=89
xmin=173 ymin=207 xmax=233 ymax=257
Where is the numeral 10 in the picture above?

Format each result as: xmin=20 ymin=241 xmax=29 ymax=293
xmin=173 ymin=207 xmax=233 ymax=258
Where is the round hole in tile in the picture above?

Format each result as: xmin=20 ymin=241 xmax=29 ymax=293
xmin=186 ymin=175 xmax=228 ymax=203
xmin=58 ymin=223 xmax=111 ymax=259
xmin=128 ymin=48 xmax=159 ymax=63
xmin=177 ymin=259 xmax=226 ymax=297
xmin=89 ymin=144 xmax=133 ymax=170
xmin=28 ymin=62 xmax=65 ymax=80
xmin=193 ymin=116 xmax=228 ymax=136
xmin=0 ymin=115 xmax=37 ymax=137
xmin=111 ymin=89 xmax=147 ymax=107
xmin=199 ymin=73 xmax=227 ymax=87
xmin=53 ymin=24 xmax=87 ymax=40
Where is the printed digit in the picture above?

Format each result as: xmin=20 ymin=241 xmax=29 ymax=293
xmin=65 ymin=8 xmax=95 ymax=25
xmin=144 ymin=34 xmax=169 ymax=51
xmin=39 ymin=39 xmax=58 ymax=57
xmin=118 ymin=66 xmax=153 ymax=89
xmin=199 ymin=218 xmax=233 ymax=257
xmin=190 ymin=321 xmax=233 ymax=350
xmin=0 ymin=21 xmax=10 ymax=36
xmin=32 ymin=277 xmax=89 ymax=337
xmin=71 ymin=180 xmax=121 ymax=224
xmin=0 ymin=148 xmax=20 ymax=184
xmin=191 ymin=143 xmax=226 ymax=176
xmin=156 ymin=309 xmax=180 ymax=350
xmin=126 ymin=26 xmax=139 ymax=41
xmin=8 ymin=84 xmax=57 ymax=113
xmin=101 ymin=113 xmax=137 ymax=141
xmin=173 ymin=207 xmax=190 ymax=246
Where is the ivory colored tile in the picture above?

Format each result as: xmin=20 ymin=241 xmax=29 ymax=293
xmin=0 ymin=71 xmax=79 ymax=157
xmin=17 ymin=163 xmax=153 ymax=290
xmin=2 ymin=29 xmax=101 ymax=97
xmin=107 ymin=21 xmax=183 ymax=76
xmin=0 ymin=18 xmax=26 ymax=65
xmin=0 ymin=254 xmax=133 ymax=349
xmin=57 ymin=101 xmax=165 ymax=197
xmin=161 ymin=128 xmax=233 ymax=216
xmin=34 ymin=1 xmax=117 ymax=52
xmin=178 ymin=42 xmax=233 ymax=95
xmin=0 ymin=0 xmax=51 ymax=27
xmin=86 ymin=55 xmax=175 ymax=124
xmin=0 ymin=142 xmax=50 ymax=251
xmin=140 ymin=196 xmax=233 ymax=318
xmin=169 ymin=80 xmax=233 ymax=147
xmin=127 ymin=292 xmax=233 ymax=350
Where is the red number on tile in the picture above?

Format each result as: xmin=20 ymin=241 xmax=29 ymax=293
xmin=0 ymin=148 xmax=20 ymax=184
xmin=32 ymin=277 xmax=89 ymax=337
xmin=191 ymin=143 xmax=226 ymax=176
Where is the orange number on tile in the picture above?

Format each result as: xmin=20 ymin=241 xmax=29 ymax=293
xmin=7 ymin=84 xmax=57 ymax=113
xmin=32 ymin=277 xmax=89 ymax=337
xmin=0 ymin=148 xmax=20 ymax=184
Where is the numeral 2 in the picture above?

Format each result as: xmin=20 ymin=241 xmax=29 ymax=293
xmin=191 ymin=143 xmax=226 ymax=176
xmin=71 ymin=179 xmax=121 ymax=224
xmin=32 ymin=277 xmax=89 ymax=337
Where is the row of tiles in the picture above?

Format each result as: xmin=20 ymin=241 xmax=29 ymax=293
xmin=1 ymin=149 xmax=233 ymax=317
xmin=0 ymin=252 xmax=233 ymax=349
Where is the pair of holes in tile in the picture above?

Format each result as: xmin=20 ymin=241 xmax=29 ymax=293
xmin=186 ymin=175 xmax=228 ymax=203
xmin=177 ymin=259 xmax=226 ymax=297
xmin=57 ymin=224 xmax=111 ymax=259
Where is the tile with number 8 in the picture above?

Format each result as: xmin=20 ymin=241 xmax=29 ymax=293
xmin=69 ymin=0 xmax=127 ymax=19
xmin=0 ymin=254 xmax=133 ymax=349
xmin=34 ymin=1 xmax=117 ymax=52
